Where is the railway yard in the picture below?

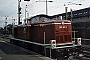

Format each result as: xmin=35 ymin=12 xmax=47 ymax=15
xmin=0 ymin=0 xmax=90 ymax=60
xmin=74 ymin=45 xmax=90 ymax=60
xmin=0 ymin=35 xmax=90 ymax=60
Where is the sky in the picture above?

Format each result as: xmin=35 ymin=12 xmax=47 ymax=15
xmin=0 ymin=0 xmax=90 ymax=28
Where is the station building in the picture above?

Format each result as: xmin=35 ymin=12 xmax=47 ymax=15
xmin=51 ymin=7 xmax=90 ymax=39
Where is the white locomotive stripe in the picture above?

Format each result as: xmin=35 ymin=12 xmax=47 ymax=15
xmin=55 ymin=45 xmax=78 ymax=49
xmin=11 ymin=38 xmax=51 ymax=46
xmin=56 ymin=42 xmax=73 ymax=45
xmin=11 ymin=38 xmax=81 ymax=49
xmin=33 ymin=23 xmax=71 ymax=26
xmin=52 ymin=23 xmax=71 ymax=24
xmin=11 ymin=38 xmax=74 ymax=47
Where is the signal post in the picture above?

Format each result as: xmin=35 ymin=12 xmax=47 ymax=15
xmin=18 ymin=0 xmax=30 ymax=25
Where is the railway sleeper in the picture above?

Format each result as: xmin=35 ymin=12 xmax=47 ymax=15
xmin=74 ymin=56 xmax=90 ymax=60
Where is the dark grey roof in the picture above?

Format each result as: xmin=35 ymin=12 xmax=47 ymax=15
xmin=24 ymin=14 xmax=52 ymax=21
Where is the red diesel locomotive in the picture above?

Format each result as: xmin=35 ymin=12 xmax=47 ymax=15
xmin=11 ymin=14 xmax=82 ymax=60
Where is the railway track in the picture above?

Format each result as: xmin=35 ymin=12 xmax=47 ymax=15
xmin=82 ymin=45 xmax=90 ymax=59
xmin=74 ymin=45 xmax=90 ymax=60
xmin=1 ymin=36 xmax=90 ymax=60
xmin=0 ymin=37 xmax=51 ymax=60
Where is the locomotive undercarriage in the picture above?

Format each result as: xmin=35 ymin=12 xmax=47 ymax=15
xmin=53 ymin=46 xmax=82 ymax=60
xmin=10 ymin=38 xmax=83 ymax=60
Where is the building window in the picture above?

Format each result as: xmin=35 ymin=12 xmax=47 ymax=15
xmin=85 ymin=11 xmax=88 ymax=14
xmin=89 ymin=11 xmax=90 ymax=13
xmin=87 ymin=16 xmax=89 ymax=18
xmin=84 ymin=12 xmax=86 ymax=14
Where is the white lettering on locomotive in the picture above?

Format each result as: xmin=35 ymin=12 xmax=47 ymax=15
xmin=59 ymin=26 xmax=67 ymax=28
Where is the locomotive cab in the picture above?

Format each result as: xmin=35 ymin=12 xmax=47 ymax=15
xmin=53 ymin=20 xmax=72 ymax=44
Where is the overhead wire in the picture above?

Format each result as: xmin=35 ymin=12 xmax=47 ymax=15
xmin=69 ymin=0 xmax=85 ymax=3
xmin=0 ymin=0 xmax=86 ymax=18
xmin=0 ymin=0 xmax=17 ymax=13
xmin=0 ymin=0 xmax=17 ymax=18
xmin=49 ymin=0 xmax=85 ymax=11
